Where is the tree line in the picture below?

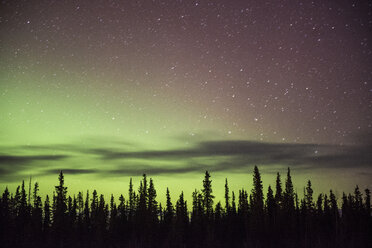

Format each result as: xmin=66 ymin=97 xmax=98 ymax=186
xmin=0 ymin=166 xmax=370 ymax=248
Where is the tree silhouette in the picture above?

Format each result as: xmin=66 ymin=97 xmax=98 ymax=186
xmin=275 ymin=172 xmax=283 ymax=210
xmin=128 ymin=178 xmax=135 ymax=220
xmin=43 ymin=195 xmax=51 ymax=244
xmin=283 ymin=168 xmax=295 ymax=212
xmin=266 ymin=185 xmax=275 ymax=221
xmin=164 ymin=188 xmax=174 ymax=225
xmin=251 ymin=166 xmax=264 ymax=216
xmin=224 ymin=178 xmax=230 ymax=214
xmin=202 ymin=171 xmax=214 ymax=219
xmin=304 ymin=180 xmax=314 ymax=212
xmin=147 ymin=178 xmax=158 ymax=223
xmin=0 ymin=167 xmax=371 ymax=248
xmin=52 ymin=171 xmax=68 ymax=247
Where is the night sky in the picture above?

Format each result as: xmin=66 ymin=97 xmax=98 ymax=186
xmin=1 ymin=0 xmax=371 ymax=202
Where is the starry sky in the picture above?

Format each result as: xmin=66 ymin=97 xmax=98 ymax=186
xmin=0 ymin=0 xmax=371 ymax=202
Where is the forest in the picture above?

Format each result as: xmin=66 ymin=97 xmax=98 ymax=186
xmin=0 ymin=166 xmax=371 ymax=248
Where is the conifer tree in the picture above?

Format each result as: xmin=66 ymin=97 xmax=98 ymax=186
xmin=77 ymin=191 xmax=84 ymax=216
xmin=225 ymin=178 xmax=230 ymax=213
xmin=109 ymin=194 xmax=117 ymax=232
xmin=91 ymin=190 xmax=98 ymax=216
xmin=97 ymin=194 xmax=107 ymax=234
xmin=43 ymin=195 xmax=51 ymax=232
xmin=266 ymin=186 xmax=275 ymax=219
xmin=12 ymin=186 xmax=20 ymax=216
xmin=251 ymin=166 xmax=264 ymax=216
xmin=19 ymin=180 xmax=28 ymax=219
xmin=0 ymin=187 xmax=11 ymax=245
xmin=71 ymin=196 xmax=77 ymax=225
xmin=191 ymin=189 xmax=198 ymax=221
xmin=202 ymin=171 xmax=214 ymax=218
xmin=138 ymin=174 xmax=148 ymax=218
xmin=32 ymin=182 xmax=43 ymax=239
xmin=215 ymin=202 xmax=222 ymax=221
xmin=164 ymin=188 xmax=174 ymax=224
xmin=354 ymin=185 xmax=363 ymax=212
xmin=54 ymin=171 xmax=67 ymax=221
xmin=275 ymin=172 xmax=283 ymax=208
xmin=323 ymin=194 xmax=330 ymax=215
xmin=304 ymin=180 xmax=314 ymax=212
xmin=238 ymin=189 xmax=249 ymax=217
xmin=84 ymin=190 xmax=90 ymax=229
xmin=118 ymin=194 xmax=125 ymax=218
xmin=147 ymin=178 xmax=158 ymax=222
xmin=364 ymin=188 xmax=371 ymax=216
xmin=176 ymin=192 xmax=188 ymax=227
xmin=128 ymin=178 xmax=135 ymax=219
xmin=53 ymin=171 xmax=68 ymax=245
xmin=231 ymin=191 xmax=236 ymax=215
xmin=158 ymin=203 xmax=163 ymax=222
xmin=1 ymin=187 xmax=10 ymax=218
xmin=329 ymin=190 xmax=338 ymax=220
xmin=283 ymin=168 xmax=295 ymax=212
xmin=316 ymin=194 xmax=323 ymax=215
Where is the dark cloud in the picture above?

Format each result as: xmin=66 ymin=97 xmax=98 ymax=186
xmin=0 ymin=137 xmax=371 ymax=180
xmin=42 ymin=169 xmax=98 ymax=175
xmin=87 ymin=140 xmax=372 ymax=176
xmin=0 ymin=154 xmax=68 ymax=181
xmin=91 ymin=140 xmax=372 ymax=169
xmin=105 ymin=166 xmax=199 ymax=177
xmin=0 ymin=155 xmax=68 ymax=165
xmin=85 ymin=141 xmax=372 ymax=176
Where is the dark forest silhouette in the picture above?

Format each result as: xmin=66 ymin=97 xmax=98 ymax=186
xmin=0 ymin=167 xmax=371 ymax=248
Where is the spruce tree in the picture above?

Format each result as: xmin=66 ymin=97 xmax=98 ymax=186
xmin=1 ymin=187 xmax=11 ymax=245
xmin=53 ymin=171 xmax=68 ymax=245
xmin=128 ymin=178 xmax=135 ymax=219
xmin=283 ymin=168 xmax=295 ymax=212
xmin=191 ymin=189 xmax=198 ymax=222
xmin=109 ymin=194 xmax=117 ymax=232
xmin=215 ymin=202 xmax=222 ymax=221
xmin=91 ymin=190 xmax=98 ymax=216
xmin=251 ymin=166 xmax=264 ymax=216
xmin=354 ymin=185 xmax=363 ymax=212
xmin=147 ymin=178 xmax=158 ymax=222
xmin=231 ymin=191 xmax=236 ymax=215
xmin=118 ymin=194 xmax=125 ymax=219
xmin=225 ymin=178 xmax=230 ymax=213
xmin=316 ymin=194 xmax=323 ymax=215
xmin=77 ymin=191 xmax=84 ymax=216
xmin=304 ymin=180 xmax=314 ymax=212
xmin=275 ymin=172 xmax=283 ymax=208
xmin=202 ymin=171 xmax=214 ymax=218
xmin=329 ymin=190 xmax=338 ymax=220
xmin=364 ymin=188 xmax=371 ymax=217
xmin=138 ymin=174 xmax=148 ymax=219
xmin=176 ymin=192 xmax=188 ymax=227
xmin=32 ymin=182 xmax=43 ymax=240
xmin=43 ymin=195 xmax=51 ymax=234
xmin=84 ymin=190 xmax=90 ymax=230
xmin=266 ymin=186 xmax=275 ymax=219
xmin=19 ymin=180 xmax=28 ymax=219
xmin=164 ymin=188 xmax=174 ymax=224
xmin=54 ymin=171 xmax=68 ymax=220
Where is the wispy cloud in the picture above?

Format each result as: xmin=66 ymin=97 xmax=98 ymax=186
xmin=0 ymin=154 xmax=69 ymax=181
xmin=0 ymin=135 xmax=371 ymax=181
xmin=92 ymin=140 xmax=372 ymax=168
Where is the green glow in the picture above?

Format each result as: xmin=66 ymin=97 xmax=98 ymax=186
xmin=1 ymin=22 xmax=371 ymax=205
xmin=1 ymin=68 xmax=371 ymax=203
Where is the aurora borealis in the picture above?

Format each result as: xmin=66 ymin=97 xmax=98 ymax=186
xmin=0 ymin=0 xmax=371 ymax=202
